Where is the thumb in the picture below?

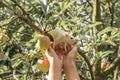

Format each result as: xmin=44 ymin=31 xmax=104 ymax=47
xmin=68 ymin=45 xmax=78 ymax=58
xmin=70 ymin=45 xmax=77 ymax=53
xmin=45 ymin=47 xmax=52 ymax=57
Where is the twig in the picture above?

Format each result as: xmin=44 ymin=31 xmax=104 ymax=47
xmin=86 ymin=0 xmax=93 ymax=8
xmin=11 ymin=0 xmax=32 ymax=21
xmin=2 ymin=0 xmax=48 ymax=37
xmin=11 ymin=0 xmax=44 ymax=35
xmin=43 ymin=21 xmax=50 ymax=32
xmin=15 ymin=13 xmax=43 ymax=34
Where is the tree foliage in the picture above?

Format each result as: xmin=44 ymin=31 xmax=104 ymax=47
xmin=0 ymin=0 xmax=120 ymax=80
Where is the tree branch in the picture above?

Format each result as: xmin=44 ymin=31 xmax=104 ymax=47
xmin=11 ymin=0 xmax=44 ymax=35
xmin=77 ymin=48 xmax=94 ymax=80
xmin=11 ymin=0 xmax=32 ymax=21
xmin=94 ymin=58 xmax=101 ymax=78
xmin=16 ymin=14 xmax=43 ymax=34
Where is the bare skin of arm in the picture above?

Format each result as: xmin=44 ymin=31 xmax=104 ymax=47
xmin=45 ymin=41 xmax=80 ymax=80
xmin=63 ymin=45 xmax=80 ymax=80
xmin=45 ymin=47 xmax=63 ymax=80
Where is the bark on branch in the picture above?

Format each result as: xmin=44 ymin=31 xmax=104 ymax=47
xmin=16 ymin=14 xmax=43 ymax=34
xmin=11 ymin=0 xmax=43 ymax=34
xmin=77 ymin=48 xmax=94 ymax=80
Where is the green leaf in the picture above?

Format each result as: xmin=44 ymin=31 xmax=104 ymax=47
xmin=11 ymin=59 xmax=23 ymax=68
xmin=77 ymin=5 xmax=84 ymax=16
xmin=87 ymin=22 xmax=102 ymax=28
xmin=11 ymin=53 xmax=23 ymax=61
xmin=97 ymin=27 xmax=117 ymax=37
xmin=106 ymin=40 xmax=117 ymax=46
xmin=11 ymin=53 xmax=24 ymax=68
xmin=0 ymin=65 xmax=8 ymax=73
xmin=59 ymin=0 xmax=77 ymax=14
xmin=18 ymin=26 xmax=25 ymax=32
xmin=40 ymin=0 xmax=48 ymax=14
xmin=99 ymin=51 xmax=114 ymax=58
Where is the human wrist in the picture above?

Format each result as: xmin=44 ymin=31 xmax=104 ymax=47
xmin=48 ymin=59 xmax=62 ymax=80
xmin=63 ymin=59 xmax=75 ymax=66
xmin=50 ymin=58 xmax=62 ymax=69
xmin=63 ymin=60 xmax=76 ymax=70
xmin=63 ymin=61 xmax=80 ymax=80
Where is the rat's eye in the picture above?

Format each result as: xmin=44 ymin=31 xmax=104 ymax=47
xmin=70 ymin=36 xmax=73 ymax=39
xmin=70 ymin=34 xmax=74 ymax=39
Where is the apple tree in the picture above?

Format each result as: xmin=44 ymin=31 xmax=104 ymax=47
xmin=0 ymin=0 xmax=120 ymax=80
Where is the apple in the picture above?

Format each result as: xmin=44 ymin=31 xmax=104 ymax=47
xmin=101 ymin=60 xmax=110 ymax=70
xmin=39 ymin=35 xmax=51 ymax=50
xmin=0 ymin=52 xmax=4 ymax=59
xmin=37 ymin=59 xmax=50 ymax=73
xmin=0 ymin=34 xmax=7 ymax=43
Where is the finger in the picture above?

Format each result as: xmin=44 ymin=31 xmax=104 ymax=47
xmin=66 ymin=42 xmax=72 ymax=53
xmin=58 ymin=51 xmax=62 ymax=60
xmin=71 ymin=45 xmax=77 ymax=54
xmin=67 ymin=45 xmax=77 ymax=57
xmin=54 ymin=44 xmax=60 ymax=55
xmin=46 ymin=46 xmax=56 ymax=57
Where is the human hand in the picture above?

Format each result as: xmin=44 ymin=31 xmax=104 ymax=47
xmin=53 ymin=42 xmax=77 ymax=66
xmin=45 ymin=46 xmax=63 ymax=68
xmin=63 ymin=44 xmax=78 ymax=66
xmin=54 ymin=42 xmax=72 ymax=57
xmin=60 ymin=44 xmax=80 ymax=80
xmin=46 ymin=42 xmax=79 ymax=80
xmin=45 ymin=46 xmax=63 ymax=80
